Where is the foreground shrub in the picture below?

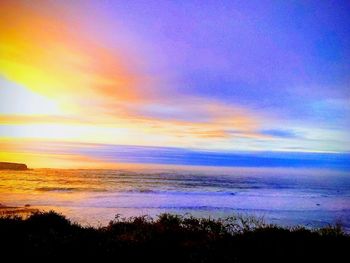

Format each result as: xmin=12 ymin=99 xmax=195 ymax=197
xmin=0 ymin=211 xmax=348 ymax=262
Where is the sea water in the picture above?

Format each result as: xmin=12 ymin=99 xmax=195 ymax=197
xmin=0 ymin=166 xmax=349 ymax=230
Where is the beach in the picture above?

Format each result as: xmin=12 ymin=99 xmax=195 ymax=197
xmin=1 ymin=167 xmax=349 ymax=229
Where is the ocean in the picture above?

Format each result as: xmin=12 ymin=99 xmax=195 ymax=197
xmin=1 ymin=166 xmax=349 ymax=230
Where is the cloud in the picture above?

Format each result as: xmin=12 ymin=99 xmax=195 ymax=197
xmin=2 ymin=140 xmax=349 ymax=170
xmin=1 ymin=0 xmax=349 ymax=161
xmin=259 ymin=129 xmax=301 ymax=139
xmin=0 ymin=1 xmax=263 ymax=146
xmin=0 ymin=0 xmax=151 ymax=110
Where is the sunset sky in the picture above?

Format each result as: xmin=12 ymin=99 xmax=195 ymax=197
xmin=1 ymin=0 xmax=349 ymax=168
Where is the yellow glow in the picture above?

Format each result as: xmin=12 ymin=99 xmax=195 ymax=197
xmin=0 ymin=78 xmax=60 ymax=115
xmin=0 ymin=1 xmax=271 ymax=167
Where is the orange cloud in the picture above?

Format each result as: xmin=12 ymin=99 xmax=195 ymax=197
xmin=0 ymin=0 xmax=151 ymax=110
xmin=0 ymin=0 xmax=273 ymax=163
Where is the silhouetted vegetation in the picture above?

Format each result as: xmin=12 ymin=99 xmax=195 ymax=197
xmin=0 ymin=211 xmax=348 ymax=262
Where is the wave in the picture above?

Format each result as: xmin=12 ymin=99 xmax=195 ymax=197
xmin=36 ymin=187 xmax=106 ymax=192
xmin=124 ymin=189 xmax=156 ymax=193
xmin=113 ymin=189 xmax=238 ymax=196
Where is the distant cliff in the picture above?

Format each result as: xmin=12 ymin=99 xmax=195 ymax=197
xmin=0 ymin=162 xmax=28 ymax=170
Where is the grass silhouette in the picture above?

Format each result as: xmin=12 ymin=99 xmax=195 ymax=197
xmin=0 ymin=211 xmax=348 ymax=262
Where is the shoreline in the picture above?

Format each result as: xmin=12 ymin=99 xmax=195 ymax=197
xmin=1 ymin=202 xmax=349 ymax=232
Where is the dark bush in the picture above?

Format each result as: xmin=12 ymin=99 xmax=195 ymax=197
xmin=0 ymin=211 xmax=348 ymax=262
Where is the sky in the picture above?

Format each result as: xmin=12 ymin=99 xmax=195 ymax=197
xmin=0 ymin=0 xmax=349 ymax=168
